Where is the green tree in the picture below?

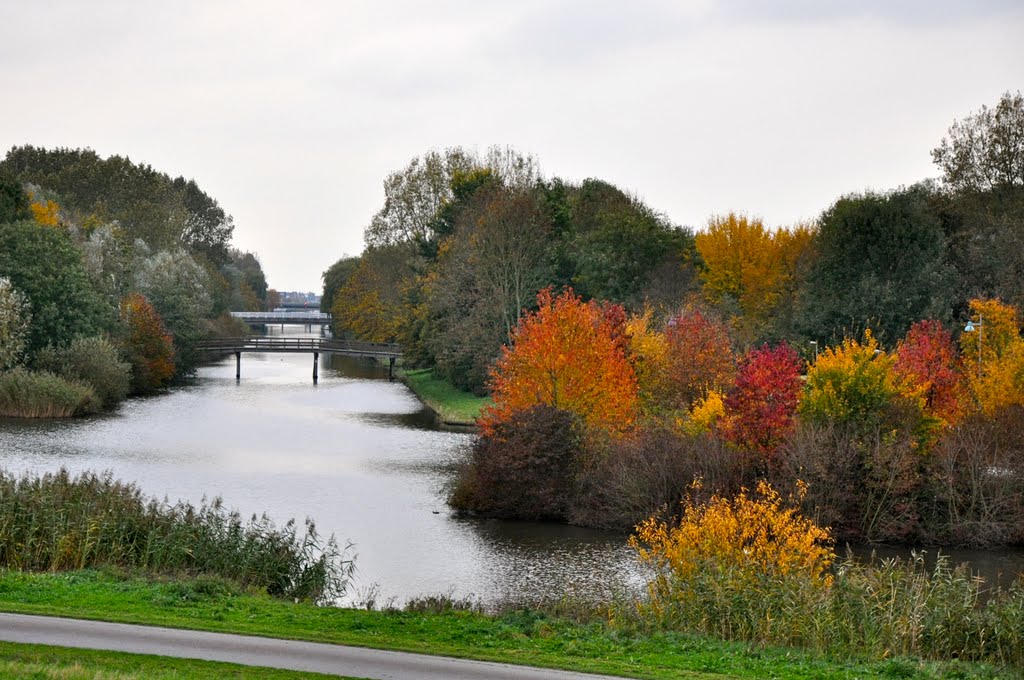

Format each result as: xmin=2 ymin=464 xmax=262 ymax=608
xmin=0 ymin=220 xmax=111 ymax=358
xmin=796 ymin=185 xmax=954 ymax=345
xmin=550 ymin=179 xmax=695 ymax=308
xmin=133 ymin=248 xmax=212 ymax=377
xmin=0 ymin=277 xmax=31 ymax=369
xmin=932 ymin=91 xmax=1024 ymax=194
xmin=0 ymin=176 xmax=31 ymax=223
xmin=424 ymin=183 xmax=555 ymax=392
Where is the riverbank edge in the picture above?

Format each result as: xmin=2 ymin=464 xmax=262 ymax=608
xmin=397 ymin=367 xmax=489 ymax=428
xmin=0 ymin=569 xmax=1007 ymax=680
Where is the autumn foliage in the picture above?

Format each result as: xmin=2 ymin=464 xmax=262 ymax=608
xmin=483 ymin=288 xmax=638 ymax=437
xmin=119 ymin=293 xmax=175 ymax=393
xmin=958 ymin=298 xmax=1024 ymax=415
xmin=723 ymin=342 xmax=803 ymax=461
xmin=626 ymin=477 xmax=835 ymax=626
xmin=664 ymin=307 xmax=735 ymax=410
xmin=633 ymin=480 xmax=833 ymax=581
xmin=894 ymin=320 xmax=964 ymax=425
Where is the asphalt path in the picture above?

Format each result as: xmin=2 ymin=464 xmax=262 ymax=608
xmin=0 ymin=612 xmax=630 ymax=679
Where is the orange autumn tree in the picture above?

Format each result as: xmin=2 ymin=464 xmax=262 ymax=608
xmin=483 ymin=288 xmax=639 ymax=436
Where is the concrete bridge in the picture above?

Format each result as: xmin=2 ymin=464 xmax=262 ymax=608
xmin=196 ymin=337 xmax=402 ymax=383
xmin=230 ymin=311 xmax=332 ymax=329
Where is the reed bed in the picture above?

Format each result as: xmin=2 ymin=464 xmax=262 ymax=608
xmin=0 ymin=368 xmax=98 ymax=417
xmin=628 ymin=551 xmax=1024 ymax=668
xmin=0 ymin=468 xmax=352 ymax=603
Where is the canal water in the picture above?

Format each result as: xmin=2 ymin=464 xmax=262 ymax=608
xmin=0 ymin=330 xmax=638 ymax=606
xmin=0 ymin=328 xmax=1021 ymax=604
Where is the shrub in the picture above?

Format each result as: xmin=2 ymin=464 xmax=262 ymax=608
xmin=35 ymin=336 xmax=130 ymax=408
xmin=630 ymin=480 xmax=834 ymax=644
xmin=0 ymin=368 xmax=98 ymax=417
xmin=774 ymin=419 xmax=923 ymax=543
xmin=923 ymin=407 xmax=1024 ymax=546
xmin=0 ymin=468 xmax=352 ymax=603
xmin=450 ymin=405 xmax=583 ymax=521
xmin=571 ymin=423 xmax=746 ymax=529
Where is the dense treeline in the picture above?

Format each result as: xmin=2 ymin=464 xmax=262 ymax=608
xmin=327 ymin=92 xmax=1024 ymax=546
xmin=0 ymin=146 xmax=270 ymax=415
xmin=324 ymin=147 xmax=696 ymax=393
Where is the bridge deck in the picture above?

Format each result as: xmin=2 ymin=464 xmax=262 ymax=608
xmin=230 ymin=311 xmax=332 ymax=326
xmin=196 ymin=337 xmax=401 ymax=358
xmin=197 ymin=337 xmax=401 ymax=383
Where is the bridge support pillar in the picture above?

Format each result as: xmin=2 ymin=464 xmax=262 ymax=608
xmin=313 ymin=352 xmax=319 ymax=384
xmin=235 ymin=352 xmax=241 ymax=381
xmin=389 ymin=356 xmax=395 ymax=381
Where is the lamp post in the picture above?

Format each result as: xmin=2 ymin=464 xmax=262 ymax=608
xmin=964 ymin=314 xmax=983 ymax=377
xmin=809 ymin=340 xmax=818 ymax=363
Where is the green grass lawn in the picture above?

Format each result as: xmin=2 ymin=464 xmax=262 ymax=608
xmin=400 ymin=368 xmax=490 ymax=425
xmin=0 ymin=569 xmax=1010 ymax=680
xmin=0 ymin=641 xmax=357 ymax=679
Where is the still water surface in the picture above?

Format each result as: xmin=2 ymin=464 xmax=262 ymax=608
xmin=0 ymin=334 xmax=638 ymax=605
xmin=1 ymin=331 xmax=1022 ymax=603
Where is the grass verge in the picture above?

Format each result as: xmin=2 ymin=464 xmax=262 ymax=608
xmin=0 ymin=569 xmax=1012 ymax=680
xmin=400 ymin=368 xmax=490 ymax=426
xmin=0 ymin=641 xmax=355 ymax=679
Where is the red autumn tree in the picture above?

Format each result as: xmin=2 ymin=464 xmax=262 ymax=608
xmin=894 ymin=319 xmax=965 ymax=425
xmin=483 ymin=288 xmax=639 ymax=437
xmin=723 ymin=342 xmax=803 ymax=462
xmin=119 ymin=292 xmax=176 ymax=393
xmin=664 ymin=307 xmax=736 ymax=410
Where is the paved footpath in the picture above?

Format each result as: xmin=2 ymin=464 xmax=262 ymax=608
xmin=0 ymin=612 xmax=631 ymax=679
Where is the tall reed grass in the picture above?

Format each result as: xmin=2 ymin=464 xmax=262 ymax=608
xmin=632 ymin=519 xmax=1024 ymax=667
xmin=0 ymin=368 xmax=98 ymax=417
xmin=0 ymin=468 xmax=352 ymax=603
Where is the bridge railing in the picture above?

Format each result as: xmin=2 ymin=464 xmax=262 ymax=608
xmin=230 ymin=311 xmax=333 ymax=321
xmin=196 ymin=337 xmax=402 ymax=356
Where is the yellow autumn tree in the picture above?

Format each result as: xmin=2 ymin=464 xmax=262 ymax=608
xmin=28 ymin=193 xmax=61 ymax=227
xmin=799 ymin=330 xmax=922 ymax=427
xmin=695 ymin=214 xmax=813 ymax=344
xmin=625 ymin=307 xmax=669 ymax=414
xmin=959 ymin=298 xmax=1024 ymax=414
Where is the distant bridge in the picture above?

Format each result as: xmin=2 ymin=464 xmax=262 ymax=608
xmin=230 ymin=311 xmax=332 ymax=328
xmin=196 ymin=337 xmax=402 ymax=383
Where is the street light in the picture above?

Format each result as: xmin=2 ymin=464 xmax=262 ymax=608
xmin=809 ymin=340 xmax=818 ymax=363
xmin=963 ymin=314 xmax=983 ymax=377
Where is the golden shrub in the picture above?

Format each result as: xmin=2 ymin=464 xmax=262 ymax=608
xmin=631 ymin=479 xmax=834 ymax=586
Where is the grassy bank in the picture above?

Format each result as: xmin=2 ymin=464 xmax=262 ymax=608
xmin=400 ymin=368 xmax=490 ymax=426
xmin=0 ymin=641 xmax=348 ymax=679
xmin=0 ymin=569 xmax=1010 ymax=680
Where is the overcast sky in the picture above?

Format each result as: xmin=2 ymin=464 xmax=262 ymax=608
xmin=2 ymin=1 xmax=1022 ymax=292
